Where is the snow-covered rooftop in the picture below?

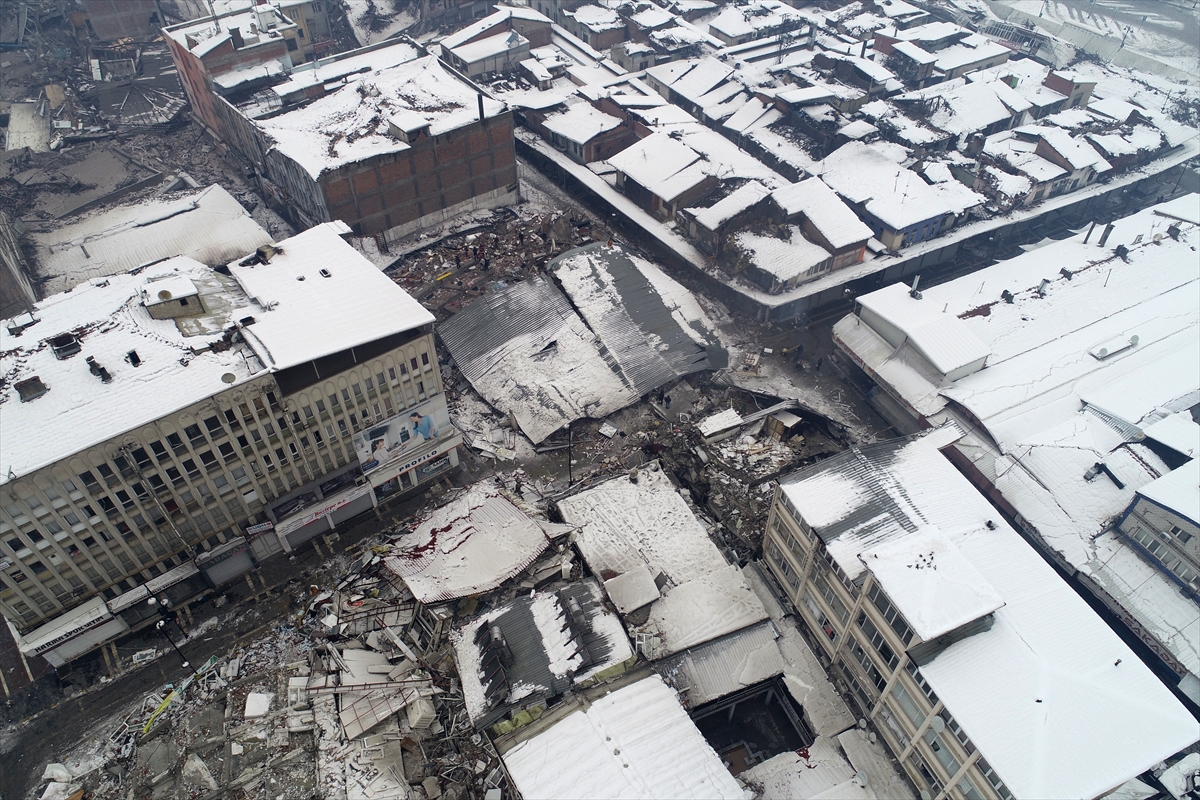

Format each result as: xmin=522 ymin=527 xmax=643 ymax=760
xmin=32 ymin=185 xmax=273 ymax=297
xmin=256 ymin=55 xmax=507 ymax=179
xmin=895 ymin=78 xmax=1029 ymax=137
xmin=452 ymin=579 xmax=632 ymax=726
xmin=557 ymin=464 xmax=767 ymax=657
xmin=833 ymin=196 xmax=1200 ymax=694
xmin=819 ymin=141 xmax=984 ymax=232
xmin=779 ymin=430 xmax=1200 ymax=799
xmin=861 ymin=525 xmax=1004 ymax=641
xmin=228 ymin=223 xmax=433 ymax=370
xmin=165 ymin=6 xmax=297 ymax=59
xmin=857 ymin=282 xmax=991 ymax=377
xmin=687 ymin=180 xmax=770 ymax=231
xmin=1137 ymin=459 xmax=1199 ymax=526
xmin=770 ymin=178 xmax=873 ymax=250
xmin=382 ymin=482 xmax=554 ymax=603
xmin=439 ymin=5 xmax=550 ymax=51
xmin=0 ymin=256 xmax=259 ymax=483
xmin=732 ymin=226 xmax=831 ymax=284
xmin=541 ymin=101 xmax=624 ymax=146
xmin=566 ymin=4 xmax=623 ymax=32
xmin=502 ymin=675 xmax=743 ymax=800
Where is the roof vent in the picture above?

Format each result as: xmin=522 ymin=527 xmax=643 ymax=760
xmin=1037 ymin=278 xmax=1050 ymax=297
xmin=1001 ymin=289 xmax=1014 ymax=304
xmin=48 ymin=332 xmax=82 ymax=360
xmin=127 ymin=350 xmax=142 ymax=367
xmin=6 ymin=313 xmax=38 ymax=336
xmin=86 ymin=355 xmax=113 ymax=383
xmin=319 ymin=268 xmax=332 ymax=278
xmin=15 ymin=376 xmax=48 ymax=402
xmin=1089 ymin=334 xmax=1138 ymax=361
xmin=1059 ymin=267 xmax=1074 ymax=280
xmin=908 ymin=274 xmax=922 ymax=300
xmin=240 ymin=316 xmax=257 ymax=326
xmin=1167 ymin=223 xmax=1181 ymax=241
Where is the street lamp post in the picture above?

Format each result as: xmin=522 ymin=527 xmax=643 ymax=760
xmin=149 ymin=596 xmax=198 ymax=679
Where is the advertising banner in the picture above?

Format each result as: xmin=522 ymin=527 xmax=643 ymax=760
xmin=352 ymin=396 xmax=454 ymax=475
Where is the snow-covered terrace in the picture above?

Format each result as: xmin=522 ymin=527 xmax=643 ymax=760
xmin=0 ymin=256 xmax=258 ymax=483
xmin=779 ymin=429 xmax=1200 ymax=800
xmin=229 ymin=223 xmax=433 ymax=371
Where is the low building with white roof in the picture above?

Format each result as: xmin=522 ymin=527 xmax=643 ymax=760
xmin=1 ymin=223 xmax=461 ymax=665
xmin=762 ymin=427 xmax=1199 ymax=800
xmin=829 ymin=195 xmax=1200 ymax=706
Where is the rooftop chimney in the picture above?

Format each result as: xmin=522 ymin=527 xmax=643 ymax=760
xmin=477 ymin=93 xmax=485 ymax=121
xmin=86 ymin=356 xmax=113 ymax=383
xmin=229 ymin=26 xmax=244 ymax=49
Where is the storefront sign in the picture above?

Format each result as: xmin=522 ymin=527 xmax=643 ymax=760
xmin=276 ymin=483 xmax=372 ymax=538
xmin=246 ymin=521 xmax=274 ymax=535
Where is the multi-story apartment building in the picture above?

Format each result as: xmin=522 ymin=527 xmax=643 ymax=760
xmin=761 ymin=429 xmax=1197 ymax=800
xmin=0 ymin=223 xmax=461 ymax=666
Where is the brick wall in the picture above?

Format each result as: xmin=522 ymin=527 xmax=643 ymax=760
xmin=316 ymin=112 xmax=518 ymax=236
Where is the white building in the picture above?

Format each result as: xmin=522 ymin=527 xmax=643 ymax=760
xmin=762 ymin=427 xmax=1199 ymax=800
xmin=1 ymin=223 xmax=461 ymax=666
xmin=830 ymin=195 xmax=1200 ymax=705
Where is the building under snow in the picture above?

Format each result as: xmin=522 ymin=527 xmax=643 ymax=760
xmin=762 ymin=428 xmax=1199 ymax=800
xmin=0 ymin=223 xmax=461 ymax=664
xmin=829 ymin=195 xmax=1200 ymax=706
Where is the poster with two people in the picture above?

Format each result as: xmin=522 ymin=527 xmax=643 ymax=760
xmin=352 ymin=396 xmax=453 ymax=475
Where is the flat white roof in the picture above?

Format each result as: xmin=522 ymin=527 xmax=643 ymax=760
xmin=862 ymin=525 xmax=1005 ymax=641
xmin=502 ymin=675 xmax=743 ymax=800
xmin=1142 ymin=412 xmax=1200 ymax=461
xmin=228 ymin=223 xmax=433 ymax=370
xmin=142 ymin=275 xmax=199 ymax=306
xmin=451 ymin=30 xmax=528 ymax=64
xmin=780 ymin=430 xmax=1199 ymax=799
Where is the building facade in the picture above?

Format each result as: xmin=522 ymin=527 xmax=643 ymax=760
xmin=0 ymin=224 xmax=461 ymax=660
xmin=760 ymin=432 xmax=1199 ymax=800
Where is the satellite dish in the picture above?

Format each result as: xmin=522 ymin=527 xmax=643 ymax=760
xmin=1129 ymin=335 xmax=1139 ymax=346
xmin=221 ymin=373 xmax=237 ymax=384
xmin=855 ymin=770 xmax=869 ymax=787
xmin=157 ymin=289 xmax=173 ymax=301
xmin=1097 ymin=348 xmax=1108 ymax=357
xmin=930 ymin=716 xmax=946 ymax=733
xmin=1153 ymin=233 xmax=1163 ymax=241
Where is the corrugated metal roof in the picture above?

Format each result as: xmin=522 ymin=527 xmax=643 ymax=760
xmin=550 ymin=242 xmax=727 ymax=395
xmin=437 ymin=275 xmax=635 ymax=443
xmin=655 ymin=620 xmax=785 ymax=707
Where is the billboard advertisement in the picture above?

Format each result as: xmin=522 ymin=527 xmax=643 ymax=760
xmin=352 ymin=396 xmax=454 ymax=475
